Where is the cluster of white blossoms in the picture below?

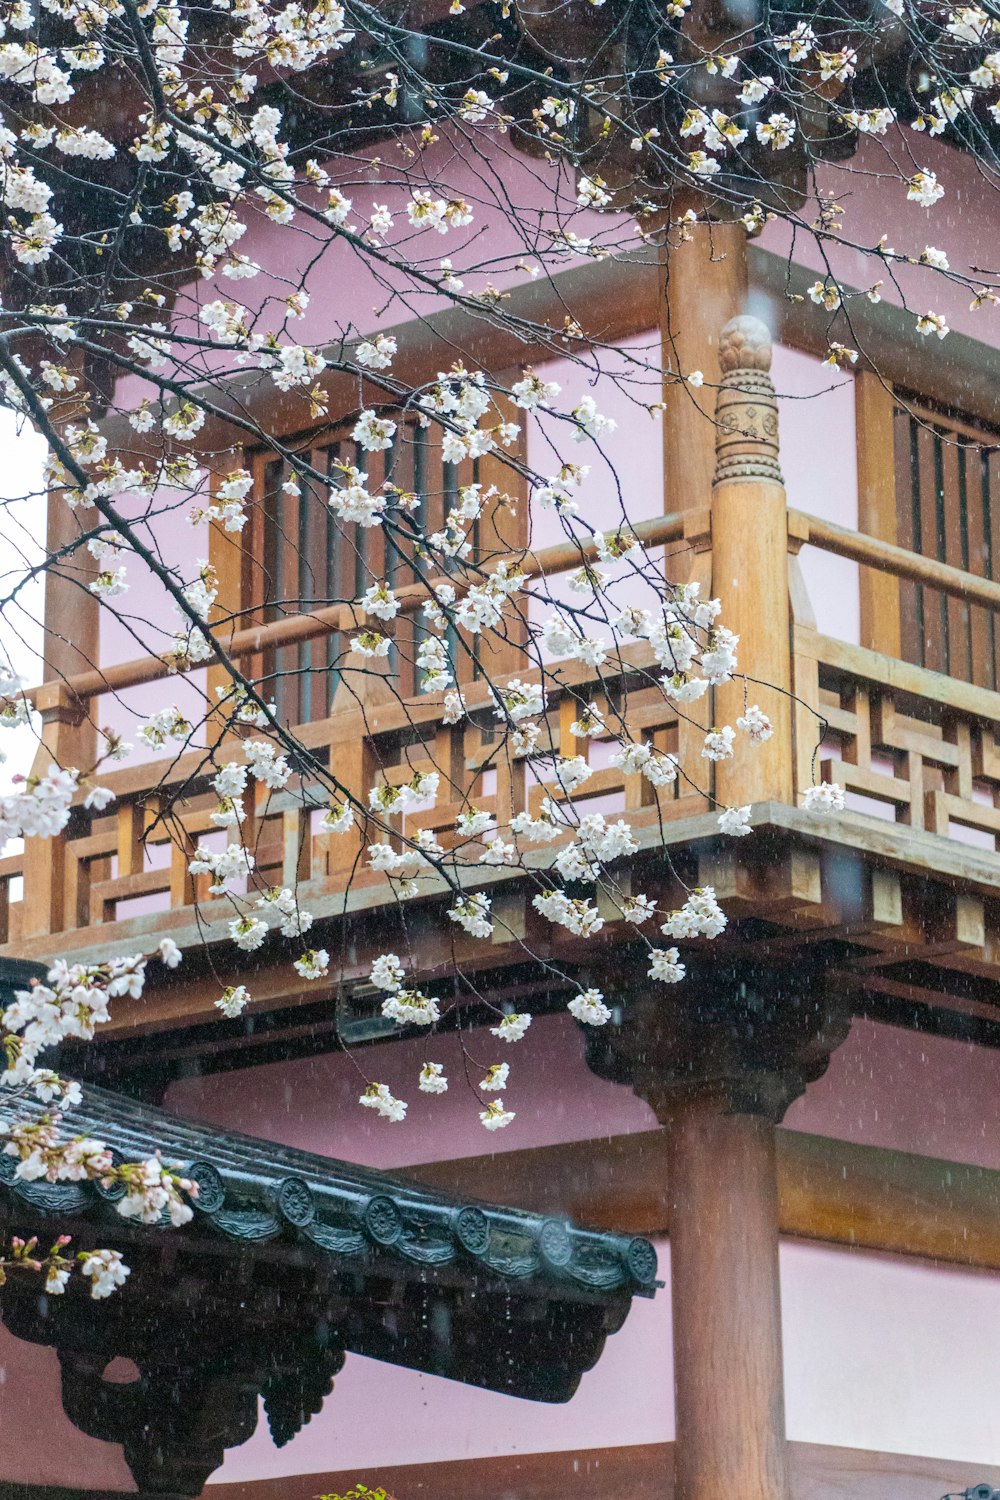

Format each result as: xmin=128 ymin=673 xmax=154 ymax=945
xmin=116 ymin=1155 xmax=197 ymax=1227
xmin=5 ymin=0 xmax=949 ymax=1168
xmin=359 ymin=1082 xmax=408 ymax=1122
xmin=0 ymin=764 xmax=79 ymax=844
xmin=216 ymin=984 xmax=251 ymax=1019
xmin=370 ymin=955 xmax=441 ymax=1027
xmin=138 ymin=706 xmax=193 ymax=751
xmin=661 ymin=887 xmax=728 ymax=941
xmin=0 ymin=938 xmax=195 ymax=1296
xmin=188 ymin=841 xmax=256 ymax=894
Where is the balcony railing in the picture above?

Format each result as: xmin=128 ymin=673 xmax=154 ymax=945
xmin=6 ymin=490 xmax=1000 ymax=962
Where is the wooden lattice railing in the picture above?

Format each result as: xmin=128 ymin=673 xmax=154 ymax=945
xmin=5 ymin=509 xmax=709 ymax=949
xmin=790 ymin=510 xmax=1000 ymax=851
xmin=9 ymin=477 xmax=1000 ymax=957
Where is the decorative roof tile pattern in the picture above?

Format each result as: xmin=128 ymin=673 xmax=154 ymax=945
xmin=0 ymin=1081 xmax=658 ymax=1296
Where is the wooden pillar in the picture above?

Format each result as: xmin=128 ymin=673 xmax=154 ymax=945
xmin=710 ymin=315 xmax=793 ymax=807
xmin=855 ymin=371 xmax=901 ymax=657
xmin=668 ymin=1106 xmax=789 ymax=1500
xmin=30 ymin=485 xmax=100 ymax=777
xmin=206 ymin=481 xmax=249 ymax=751
xmin=660 ymin=222 xmax=748 ymax=511
xmin=586 ymin=961 xmax=851 ymax=1500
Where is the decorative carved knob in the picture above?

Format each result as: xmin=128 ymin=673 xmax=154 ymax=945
xmin=718 ymin=314 xmax=773 ymax=374
xmin=714 ymin=314 xmax=783 ymax=486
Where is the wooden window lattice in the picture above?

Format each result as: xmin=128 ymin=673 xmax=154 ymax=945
xmin=254 ymin=416 xmax=526 ymax=731
xmin=894 ymin=399 xmax=1000 ymax=690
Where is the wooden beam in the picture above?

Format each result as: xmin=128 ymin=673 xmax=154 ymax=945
xmin=794 ymin=512 xmax=1000 ymax=614
xmin=195 ymin=1441 xmax=1000 ymax=1500
xmin=84 ymin=245 xmax=1000 ymax=464
xmin=409 ymin=1127 xmax=1000 ymax=1273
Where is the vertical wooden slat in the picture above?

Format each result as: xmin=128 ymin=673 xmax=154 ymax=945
xmin=206 ymin=460 xmax=249 ymax=746
xmin=677 ymin=533 xmax=712 ymax=813
xmin=322 ymin=440 xmax=345 ymax=702
xmin=327 ymin=736 xmax=375 ymax=883
xmin=116 ymin=801 xmax=145 ymax=878
xmin=940 ymin=432 xmax=969 ymax=681
xmin=242 ymin=449 xmax=271 ymax=709
xmin=894 ymin=401 xmax=1000 ymax=692
xmin=986 ymin=450 xmax=1000 ymax=688
xmin=475 ymin=386 xmax=531 ymax=680
xmin=276 ymin=468 xmax=301 ymax=728
xmin=434 ymin=722 xmax=467 ymax=807
xmin=170 ymin=825 xmax=196 ymax=909
xmin=282 ymin=807 xmax=311 ymax=889
xmin=915 ymin=422 xmax=946 ymax=675
xmin=259 ymin=454 xmax=285 ymax=714
xmin=494 ymin=749 xmax=526 ymax=833
xmin=963 ymin=444 xmax=992 ymax=690
xmin=21 ymin=832 xmax=65 ymax=936
xmin=855 ymin=373 xmax=901 ymax=657
xmin=895 ymin=409 xmax=921 ymax=670
xmin=64 ymin=848 xmax=89 ymax=930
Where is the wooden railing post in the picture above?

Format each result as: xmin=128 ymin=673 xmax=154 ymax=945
xmin=22 ymin=682 xmax=90 ymax=938
xmin=710 ymin=316 xmax=794 ymax=808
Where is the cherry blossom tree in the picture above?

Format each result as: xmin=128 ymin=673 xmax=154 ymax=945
xmin=0 ymin=0 xmax=995 ymax=1287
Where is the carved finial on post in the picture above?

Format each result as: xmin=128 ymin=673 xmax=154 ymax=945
xmin=714 ymin=314 xmax=782 ymax=487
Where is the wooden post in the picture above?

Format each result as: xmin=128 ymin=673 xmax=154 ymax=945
xmin=22 ymin=682 xmax=89 ymax=937
xmin=586 ymin=970 xmax=849 ymax=1500
xmin=206 ymin=461 xmax=249 ymax=750
xmin=855 ymin=371 xmax=901 ymax=657
xmin=668 ymin=1106 xmax=789 ymax=1500
xmin=660 ymin=222 xmax=748 ymax=512
xmin=30 ymin=489 xmax=100 ymax=778
xmin=710 ymin=316 xmax=793 ymax=807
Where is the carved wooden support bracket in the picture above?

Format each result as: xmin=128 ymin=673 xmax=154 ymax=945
xmin=584 ymin=957 xmax=851 ymax=1125
xmin=2 ymin=1289 xmax=343 ymax=1497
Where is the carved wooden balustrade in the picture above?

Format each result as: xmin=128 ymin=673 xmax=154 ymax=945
xmin=3 ymin=507 xmax=714 ymax=954
xmin=8 ymin=321 xmax=1000 ymax=1056
xmin=7 ymin=498 xmax=1000 ymax=966
xmin=789 ymin=511 xmax=1000 ymax=851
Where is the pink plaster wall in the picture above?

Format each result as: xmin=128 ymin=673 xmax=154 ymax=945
xmin=211 ymin=1244 xmax=674 ymax=1483
xmin=96 ymin=482 xmax=210 ymax=760
xmin=165 ymin=1013 xmax=657 ymax=1171
xmin=760 ymin=133 xmax=1000 ymax=345
xmin=0 ymin=1318 xmax=136 ymax=1491
xmin=786 ymin=1019 xmax=1000 ymax=1171
xmin=205 ymin=1239 xmax=1000 ymax=1484
xmin=771 ymin=343 xmax=860 ymax=643
xmin=164 ymin=1010 xmax=1000 ymax=1180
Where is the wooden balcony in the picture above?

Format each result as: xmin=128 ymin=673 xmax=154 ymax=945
xmin=7 ymin=502 xmax=1000 ymax=1057
xmin=7 ymin=304 xmax=1000 ymax=1081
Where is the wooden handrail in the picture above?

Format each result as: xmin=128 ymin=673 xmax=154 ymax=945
xmin=28 ymin=510 xmax=689 ymax=706
xmin=27 ymin=503 xmax=1000 ymax=710
xmin=791 ymin=509 xmax=1000 ymax=611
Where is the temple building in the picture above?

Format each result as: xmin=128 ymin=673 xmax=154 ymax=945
xmin=3 ymin=2 xmax=1000 ymax=1497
